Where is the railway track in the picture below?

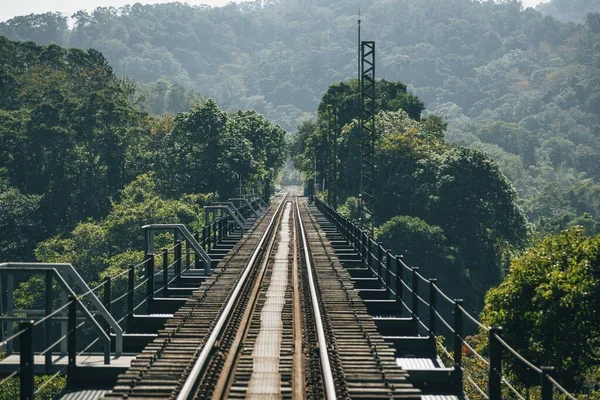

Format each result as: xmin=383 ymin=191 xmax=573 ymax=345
xmin=105 ymin=194 xmax=421 ymax=399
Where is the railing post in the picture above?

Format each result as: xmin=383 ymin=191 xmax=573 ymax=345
xmin=127 ymin=264 xmax=135 ymax=330
xmin=185 ymin=241 xmax=191 ymax=270
xmin=146 ymin=254 xmax=155 ymax=306
xmin=453 ymin=299 xmax=464 ymax=393
xmin=103 ymin=276 xmax=111 ymax=356
xmin=67 ymin=296 xmax=77 ymax=389
xmin=206 ymin=225 xmax=212 ymax=251
xmin=19 ymin=321 xmax=34 ymax=400
xmin=411 ymin=267 xmax=420 ymax=326
xmin=395 ymin=256 xmax=404 ymax=305
xmin=194 ymin=232 xmax=201 ymax=269
xmin=488 ymin=326 xmax=504 ymax=400
xmin=212 ymin=221 xmax=217 ymax=247
xmin=541 ymin=367 xmax=554 ymax=400
xmin=163 ymin=248 xmax=169 ymax=296
xmin=344 ymin=218 xmax=349 ymax=241
xmin=175 ymin=240 xmax=182 ymax=285
xmin=44 ymin=270 xmax=53 ymax=373
xmin=429 ymin=279 xmax=438 ymax=338
xmin=362 ymin=231 xmax=368 ymax=264
xmin=385 ymin=250 xmax=392 ymax=290
xmin=367 ymin=239 xmax=373 ymax=272
xmin=202 ymin=227 xmax=208 ymax=251
xmin=377 ymin=245 xmax=383 ymax=280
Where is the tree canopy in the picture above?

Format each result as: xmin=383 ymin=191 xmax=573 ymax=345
xmin=482 ymin=227 xmax=600 ymax=393
xmin=293 ymin=79 xmax=528 ymax=306
xmin=2 ymin=0 xmax=599 ymax=236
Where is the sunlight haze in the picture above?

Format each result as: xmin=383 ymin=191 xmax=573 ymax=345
xmin=1 ymin=0 xmax=551 ymax=23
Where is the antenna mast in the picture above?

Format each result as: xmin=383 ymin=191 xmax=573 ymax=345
xmin=358 ymin=9 xmax=361 ymax=84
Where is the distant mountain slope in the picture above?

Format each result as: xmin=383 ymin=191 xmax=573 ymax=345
xmin=1 ymin=0 xmax=600 ymax=234
xmin=536 ymin=0 xmax=600 ymax=22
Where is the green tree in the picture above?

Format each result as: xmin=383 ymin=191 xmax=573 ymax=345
xmin=0 ymin=170 xmax=42 ymax=261
xmin=482 ymin=227 xmax=600 ymax=392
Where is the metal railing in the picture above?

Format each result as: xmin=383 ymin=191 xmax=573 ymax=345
xmin=0 ymin=196 xmax=262 ymax=399
xmin=315 ymin=197 xmax=577 ymax=400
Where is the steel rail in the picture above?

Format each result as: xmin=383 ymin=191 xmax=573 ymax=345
xmin=210 ymin=198 xmax=290 ymax=398
xmin=295 ymin=198 xmax=337 ymax=400
xmin=176 ymin=193 xmax=288 ymax=400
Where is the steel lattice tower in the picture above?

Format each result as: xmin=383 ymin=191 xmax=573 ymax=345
xmin=360 ymin=41 xmax=376 ymax=235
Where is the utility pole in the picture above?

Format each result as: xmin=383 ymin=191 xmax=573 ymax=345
xmin=327 ymin=105 xmax=339 ymax=208
xmin=358 ymin=9 xmax=361 ymax=85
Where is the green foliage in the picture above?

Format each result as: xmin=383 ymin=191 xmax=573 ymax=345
xmin=296 ymin=79 xmax=528 ymax=306
xmin=0 ymin=36 xmax=287 ymax=262
xmin=0 ymin=169 xmax=42 ymax=261
xmin=482 ymin=227 xmax=600 ymax=392
xmin=375 ymin=127 xmax=528 ymax=303
xmin=0 ymin=375 xmax=66 ymax=400
xmin=152 ymin=101 xmax=286 ymax=199
xmin=3 ymin=0 xmax=600 ymax=235
xmin=35 ymin=174 xmax=210 ymax=284
xmin=0 ymin=36 xmax=148 ymax=236
xmin=377 ymin=215 xmax=462 ymax=285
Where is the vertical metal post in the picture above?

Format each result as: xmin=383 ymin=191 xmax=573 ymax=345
xmin=429 ymin=279 xmax=437 ymax=337
xmin=44 ymin=270 xmax=53 ymax=373
xmin=327 ymin=105 xmax=339 ymax=208
xmin=127 ymin=264 xmax=135 ymax=330
xmin=395 ymin=256 xmax=404 ymax=305
xmin=212 ymin=221 xmax=217 ymax=247
xmin=541 ymin=367 xmax=554 ymax=400
xmin=0 ymin=272 xmax=3 ymax=343
xmin=385 ymin=250 xmax=392 ymax=290
xmin=146 ymin=254 xmax=155 ymax=304
xmin=19 ymin=321 xmax=34 ymax=400
xmin=367 ymin=239 xmax=373 ymax=271
xmin=175 ymin=240 xmax=182 ymax=285
xmin=204 ymin=226 xmax=210 ymax=251
xmin=103 ymin=277 xmax=111 ymax=358
xmin=163 ymin=248 xmax=169 ymax=296
xmin=185 ymin=241 xmax=191 ymax=271
xmin=489 ymin=327 xmax=503 ymax=400
xmin=377 ymin=245 xmax=383 ymax=279
xmin=67 ymin=296 xmax=77 ymax=389
xmin=194 ymin=232 xmax=201 ymax=269
xmin=411 ymin=268 xmax=420 ymax=326
xmin=7 ymin=272 xmax=14 ymax=355
xmin=60 ymin=290 xmax=67 ymax=356
xmin=206 ymin=225 xmax=212 ymax=251
xmin=103 ymin=277 xmax=111 ymax=322
xmin=453 ymin=300 xmax=464 ymax=393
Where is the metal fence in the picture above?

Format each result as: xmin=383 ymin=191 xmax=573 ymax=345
xmin=315 ymin=197 xmax=577 ymax=400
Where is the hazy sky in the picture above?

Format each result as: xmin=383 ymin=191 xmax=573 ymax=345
xmin=0 ymin=0 xmax=550 ymax=23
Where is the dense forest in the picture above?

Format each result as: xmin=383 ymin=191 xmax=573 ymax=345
xmin=2 ymin=0 xmax=600 ymax=237
xmin=0 ymin=36 xmax=287 ymax=265
xmin=537 ymin=0 xmax=600 ymax=22
xmin=1 ymin=0 xmax=600 ymax=396
xmin=291 ymin=78 xmax=529 ymax=308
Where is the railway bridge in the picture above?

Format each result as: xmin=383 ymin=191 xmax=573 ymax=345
xmin=0 ymin=191 xmax=575 ymax=399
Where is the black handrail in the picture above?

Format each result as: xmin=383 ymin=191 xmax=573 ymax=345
xmin=314 ymin=197 xmax=577 ymax=400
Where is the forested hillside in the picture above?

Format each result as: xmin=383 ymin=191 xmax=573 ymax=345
xmin=0 ymin=36 xmax=286 ymax=262
xmin=2 ymin=0 xmax=599 ymax=236
xmin=537 ymin=0 xmax=600 ymax=22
